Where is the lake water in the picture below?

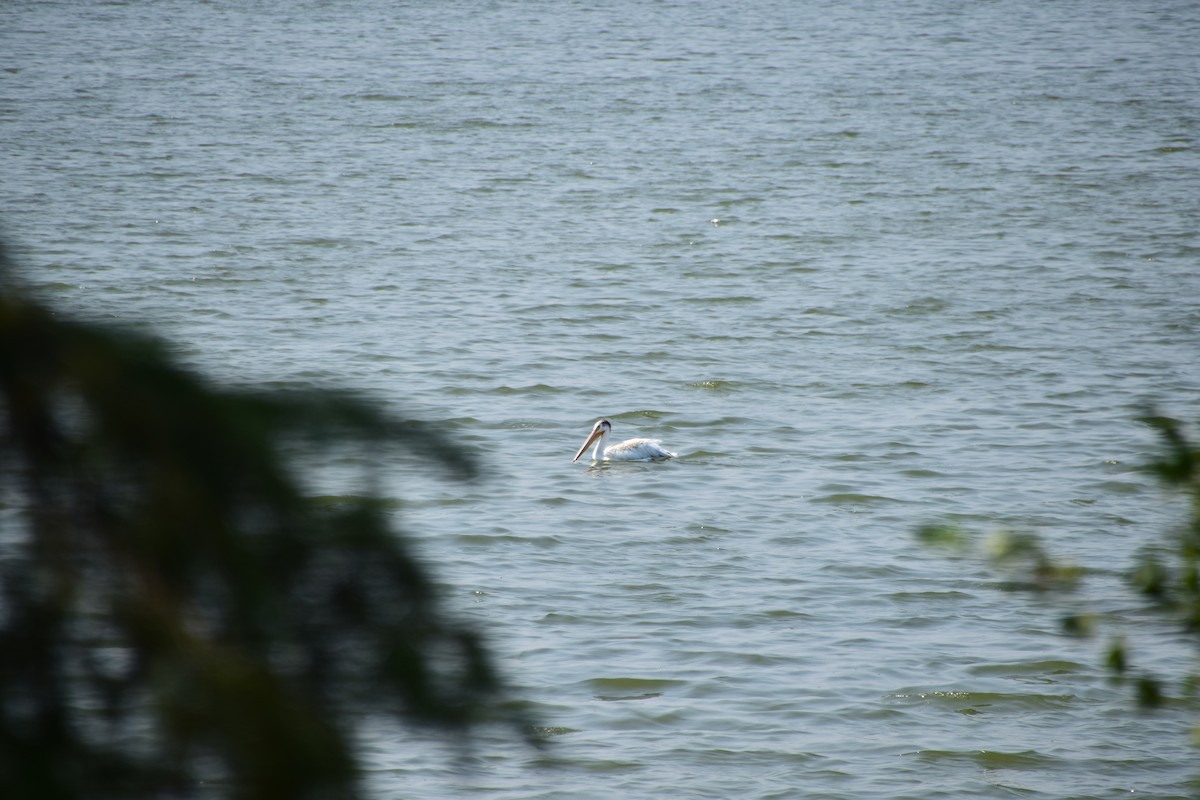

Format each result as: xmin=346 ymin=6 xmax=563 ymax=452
xmin=5 ymin=0 xmax=1200 ymax=797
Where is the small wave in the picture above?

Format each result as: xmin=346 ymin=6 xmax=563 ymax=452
xmin=912 ymin=748 xmax=1059 ymax=770
xmin=597 ymin=409 xmax=676 ymax=424
xmin=889 ymin=689 xmax=1076 ymax=712
xmin=530 ymin=726 xmax=579 ymax=738
xmin=679 ymin=449 xmax=725 ymax=460
xmin=669 ymin=415 xmax=750 ymax=428
xmin=682 ymin=295 xmax=761 ymax=305
xmin=352 ymin=93 xmax=411 ymax=102
xmin=453 ymin=533 xmax=561 ymax=547
xmin=1084 ymin=479 xmax=1145 ymax=494
xmin=968 ymin=660 xmax=1086 ymax=677
xmin=586 ymin=676 xmax=684 ymax=702
xmin=685 ymin=379 xmax=740 ymax=392
xmin=811 ymin=492 xmax=906 ymax=506
xmin=447 ymin=383 xmax=565 ymax=396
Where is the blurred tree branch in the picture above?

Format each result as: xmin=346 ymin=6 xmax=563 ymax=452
xmin=916 ymin=410 xmax=1200 ymax=713
xmin=0 ymin=243 xmax=529 ymax=799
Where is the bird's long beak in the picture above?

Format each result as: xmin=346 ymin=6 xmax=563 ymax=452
xmin=572 ymin=427 xmax=603 ymax=462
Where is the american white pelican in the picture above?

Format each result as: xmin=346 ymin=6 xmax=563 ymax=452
xmin=572 ymin=418 xmax=676 ymax=463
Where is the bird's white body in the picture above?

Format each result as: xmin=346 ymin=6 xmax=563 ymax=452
xmin=572 ymin=419 xmax=676 ymax=462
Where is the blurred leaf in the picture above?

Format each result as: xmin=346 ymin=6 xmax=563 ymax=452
xmin=0 ymin=244 xmax=533 ymax=800
xmin=1061 ymin=613 xmax=1096 ymax=637
xmin=984 ymin=530 xmax=1044 ymax=563
xmin=1105 ymin=638 xmax=1128 ymax=675
xmin=1136 ymin=676 xmax=1165 ymax=709
xmin=915 ymin=523 xmax=971 ymax=553
xmin=1139 ymin=413 xmax=1199 ymax=487
xmin=1131 ymin=551 xmax=1170 ymax=599
xmin=919 ymin=408 xmax=1200 ymax=728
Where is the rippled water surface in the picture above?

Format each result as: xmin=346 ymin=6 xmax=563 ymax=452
xmin=5 ymin=0 xmax=1200 ymax=797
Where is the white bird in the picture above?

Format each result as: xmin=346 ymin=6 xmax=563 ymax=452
xmin=572 ymin=418 xmax=676 ymax=463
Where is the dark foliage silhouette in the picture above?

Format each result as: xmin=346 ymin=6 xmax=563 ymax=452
xmin=0 ymin=244 xmax=525 ymax=799
xmin=918 ymin=410 xmax=1200 ymax=710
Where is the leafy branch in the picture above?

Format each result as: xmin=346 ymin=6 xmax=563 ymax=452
xmin=0 ymin=246 xmax=531 ymax=800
